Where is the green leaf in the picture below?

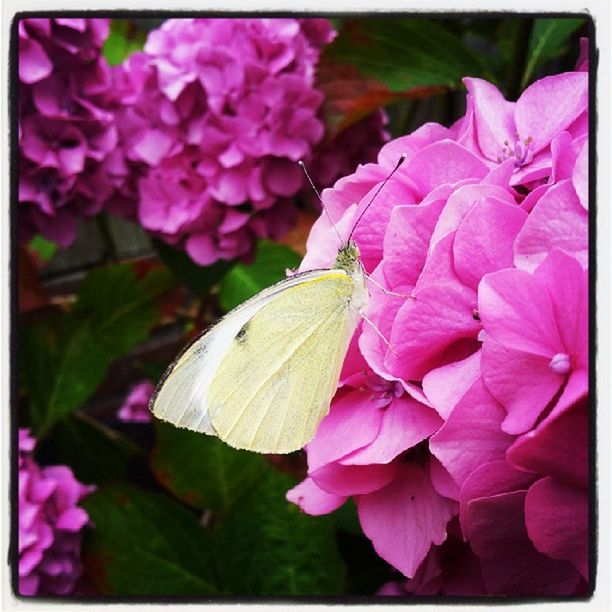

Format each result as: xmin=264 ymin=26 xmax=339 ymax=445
xmin=28 ymin=235 xmax=57 ymax=261
xmin=218 ymin=240 xmax=301 ymax=312
xmin=151 ymin=421 xmax=268 ymax=514
xmin=522 ymin=18 xmax=585 ymax=88
xmin=326 ymin=19 xmax=485 ymax=94
xmin=38 ymin=413 xmax=140 ymax=484
xmin=152 ymin=238 xmax=233 ymax=298
xmin=21 ymin=321 xmax=110 ymax=435
xmin=103 ymin=19 xmax=146 ymax=66
xmin=73 ymin=263 xmax=173 ymax=359
xmin=215 ymin=470 xmax=345 ymax=595
xmin=82 ymin=483 xmax=219 ymax=595
xmin=21 ymin=263 xmax=172 ymax=435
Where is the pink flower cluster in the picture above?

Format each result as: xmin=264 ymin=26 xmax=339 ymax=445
xmin=18 ymin=429 xmax=94 ymax=596
xmin=116 ymin=380 xmax=154 ymax=423
xmin=110 ymin=18 xmax=335 ymax=266
xmin=288 ymin=60 xmax=589 ymax=596
xmin=19 ymin=18 xmax=117 ymax=247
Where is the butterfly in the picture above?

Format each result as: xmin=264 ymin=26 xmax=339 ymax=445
xmin=150 ymin=155 xmax=406 ymax=454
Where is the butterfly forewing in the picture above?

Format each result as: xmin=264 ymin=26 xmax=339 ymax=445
xmin=208 ymin=271 xmax=359 ymax=453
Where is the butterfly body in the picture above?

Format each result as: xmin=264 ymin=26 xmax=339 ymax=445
xmin=150 ymin=241 xmax=367 ymax=453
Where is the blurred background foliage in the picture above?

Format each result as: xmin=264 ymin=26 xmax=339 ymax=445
xmin=18 ymin=14 xmax=588 ymax=597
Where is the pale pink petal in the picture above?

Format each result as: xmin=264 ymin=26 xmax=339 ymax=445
xmin=481 ymin=337 xmax=562 ymax=435
xmin=311 ymin=461 xmax=399 ymax=496
xmin=306 ymin=388 xmax=384 ymax=472
xmin=478 ymin=267 xmax=563 ymax=357
xmin=465 ymin=490 xmax=583 ymax=595
xmin=462 ymin=78 xmax=516 ymax=161
xmin=525 ymin=477 xmax=588 ymax=579
xmin=402 ymin=140 xmax=488 ymax=197
xmin=514 ymin=179 xmax=588 ymax=272
xmin=382 ymin=199 xmax=445 ymax=289
xmin=430 ymin=377 xmax=514 ymax=489
xmin=430 ymin=183 xmax=515 ymax=247
xmin=132 ymin=129 xmax=175 ymax=166
xmin=515 ymin=72 xmax=588 ymax=153
xmin=286 ymin=477 xmax=347 ymax=515
xmin=453 ymin=199 xmax=527 ymax=291
xmin=423 ymin=350 xmax=481 ymax=420
xmin=573 ymin=140 xmax=588 ymax=209
xmin=387 ymin=281 xmax=480 ymax=382
xmin=429 ymin=456 xmax=460 ymax=501
xmin=342 ymin=397 xmax=442 ymax=465
xmin=534 ymin=249 xmax=588 ymax=368
xmin=357 ymin=464 xmax=457 ymax=577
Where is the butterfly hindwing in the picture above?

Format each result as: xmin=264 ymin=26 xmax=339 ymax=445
xmin=208 ymin=271 xmax=358 ymax=453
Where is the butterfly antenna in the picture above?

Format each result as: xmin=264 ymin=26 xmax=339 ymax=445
xmin=347 ymin=153 xmax=407 ymax=242
xmin=299 ymin=160 xmax=343 ymax=244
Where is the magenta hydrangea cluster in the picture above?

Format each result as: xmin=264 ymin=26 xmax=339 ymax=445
xmin=18 ymin=429 xmax=94 ymax=596
xmin=287 ymin=56 xmax=589 ymax=596
xmin=116 ymin=380 xmax=154 ymax=423
xmin=109 ymin=18 xmax=335 ymax=265
xmin=18 ymin=18 xmax=117 ymax=247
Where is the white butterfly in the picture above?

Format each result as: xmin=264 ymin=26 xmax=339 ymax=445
xmin=150 ymin=155 xmax=406 ymax=454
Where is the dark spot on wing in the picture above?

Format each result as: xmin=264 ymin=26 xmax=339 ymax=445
xmin=235 ymin=322 xmax=249 ymax=344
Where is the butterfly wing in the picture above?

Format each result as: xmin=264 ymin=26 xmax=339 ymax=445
xmin=208 ymin=270 xmax=360 ymax=453
xmin=150 ymin=269 xmax=354 ymax=439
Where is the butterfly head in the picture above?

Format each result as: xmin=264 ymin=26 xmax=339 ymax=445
xmin=334 ymin=241 xmax=361 ymax=273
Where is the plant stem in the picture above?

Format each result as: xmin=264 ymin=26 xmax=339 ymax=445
xmin=505 ymin=19 xmax=534 ymax=100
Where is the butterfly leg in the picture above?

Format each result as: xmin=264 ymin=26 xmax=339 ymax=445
xmin=360 ymin=263 xmax=415 ymax=299
xmin=360 ymin=312 xmax=399 ymax=357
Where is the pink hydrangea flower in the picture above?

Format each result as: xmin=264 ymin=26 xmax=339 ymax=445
xmin=110 ymin=18 xmax=335 ymax=265
xmin=459 ymin=71 xmax=587 ymax=186
xmin=116 ymin=380 xmax=155 ymax=423
xmin=18 ymin=18 xmax=116 ymax=246
xmin=288 ymin=62 xmax=589 ymax=596
xmin=18 ymin=429 xmax=94 ymax=596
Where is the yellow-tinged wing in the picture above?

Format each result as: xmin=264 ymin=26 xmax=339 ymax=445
xmin=208 ymin=271 xmax=359 ymax=453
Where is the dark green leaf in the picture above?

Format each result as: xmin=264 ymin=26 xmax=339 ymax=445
xmin=28 ymin=235 xmax=57 ymax=261
xmin=37 ymin=413 xmax=140 ymax=484
xmin=103 ymin=19 xmax=146 ymax=66
xmin=522 ymin=18 xmax=585 ymax=88
xmin=152 ymin=238 xmax=233 ymax=298
xmin=218 ymin=240 xmax=301 ymax=312
xmin=21 ymin=321 xmax=109 ymax=435
xmin=151 ymin=421 xmax=267 ymax=514
xmin=82 ymin=483 xmax=218 ymax=595
xmin=21 ymin=263 xmax=171 ymax=435
xmin=215 ymin=470 xmax=345 ymax=595
xmin=326 ymin=19 xmax=485 ymax=94
xmin=73 ymin=263 xmax=172 ymax=359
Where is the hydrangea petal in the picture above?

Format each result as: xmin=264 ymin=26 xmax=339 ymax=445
xmin=423 ymin=350 xmax=481 ymax=420
xmin=515 ymin=72 xmax=588 ymax=153
xmin=311 ymin=461 xmax=399 ymax=496
xmin=430 ymin=377 xmax=514 ymax=489
xmin=462 ymin=78 xmax=516 ymax=161
xmin=465 ymin=490 xmax=583 ymax=595
xmin=453 ymin=198 xmax=527 ymax=291
xmin=286 ymin=477 xmax=347 ymax=515
xmin=573 ymin=140 xmax=588 ymax=209
xmin=342 ymin=397 xmax=442 ymax=465
xmin=525 ymin=477 xmax=588 ymax=579
xmin=357 ymin=464 xmax=457 ymax=578
xmin=514 ymin=179 xmax=588 ymax=272
xmin=481 ymin=336 xmax=562 ymax=435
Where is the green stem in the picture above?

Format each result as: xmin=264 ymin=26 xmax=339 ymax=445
xmin=505 ymin=19 xmax=534 ymax=100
